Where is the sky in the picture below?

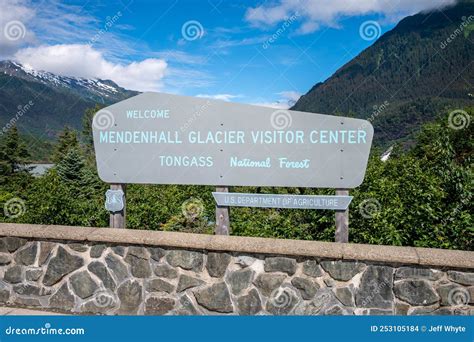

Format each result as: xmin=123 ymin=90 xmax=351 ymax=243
xmin=0 ymin=0 xmax=457 ymax=108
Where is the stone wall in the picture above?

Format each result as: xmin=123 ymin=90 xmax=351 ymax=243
xmin=0 ymin=223 xmax=473 ymax=315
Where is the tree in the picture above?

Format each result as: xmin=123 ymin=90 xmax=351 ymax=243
xmin=51 ymin=126 xmax=79 ymax=164
xmin=0 ymin=126 xmax=30 ymax=178
xmin=56 ymin=147 xmax=86 ymax=184
xmin=21 ymin=168 xmax=108 ymax=227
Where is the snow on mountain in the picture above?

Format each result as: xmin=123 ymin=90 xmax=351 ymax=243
xmin=0 ymin=60 xmax=137 ymax=103
xmin=0 ymin=60 xmax=139 ymax=146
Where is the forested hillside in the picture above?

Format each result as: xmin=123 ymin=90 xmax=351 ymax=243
xmin=293 ymin=1 xmax=474 ymax=146
xmin=0 ymin=61 xmax=138 ymax=160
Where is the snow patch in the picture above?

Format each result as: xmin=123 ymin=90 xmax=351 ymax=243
xmin=2 ymin=61 xmax=121 ymax=97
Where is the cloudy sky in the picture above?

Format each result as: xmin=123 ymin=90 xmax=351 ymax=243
xmin=0 ymin=0 xmax=456 ymax=108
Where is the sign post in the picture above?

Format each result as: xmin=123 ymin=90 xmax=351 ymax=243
xmin=215 ymin=186 xmax=230 ymax=235
xmin=335 ymin=189 xmax=349 ymax=242
xmin=107 ymin=184 xmax=126 ymax=228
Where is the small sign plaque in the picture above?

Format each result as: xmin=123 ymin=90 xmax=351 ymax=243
xmin=212 ymin=192 xmax=353 ymax=210
xmin=105 ymin=189 xmax=125 ymax=212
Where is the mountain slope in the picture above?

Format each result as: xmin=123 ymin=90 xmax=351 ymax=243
xmin=292 ymin=0 xmax=474 ymax=146
xmin=0 ymin=61 xmax=138 ymax=138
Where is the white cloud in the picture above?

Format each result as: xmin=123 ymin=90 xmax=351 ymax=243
xmin=0 ymin=0 xmax=36 ymax=57
xmin=1 ymin=1 xmax=210 ymax=93
xmin=14 ymin=44 xmax=167 ymax=91
xmin=0 ymin=0 xmax=112 ymax=58
xmin=152 ymin=50 xmax=208 ymax=65
xmin=251 ymin=101 xmax=291 ymax=109
xmin=278 ymin=90 xmax=301 ymax=102
xmin=164 ymin=67 xmax=214 ymax=92
xmin=196 ymin=94 xmax=240 ymax=102
xmin=250 ymin=90 xmax=301 ymax=109
xmin=210 ymin=36 xmax=268 ymax=50
xmin=245 ymin=0 xmax=457 ymax=33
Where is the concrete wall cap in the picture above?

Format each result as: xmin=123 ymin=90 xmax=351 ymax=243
xmin=0 ymin=223 xmax=472 ymax=269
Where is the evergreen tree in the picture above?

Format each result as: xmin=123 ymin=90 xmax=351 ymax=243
xmin=51 ymin=126 xmax=79 ymax=164
xmin=56 ymin=147 xmax=86 ymax=184
xmin=0 ymin=126 xmax=30 ymax=178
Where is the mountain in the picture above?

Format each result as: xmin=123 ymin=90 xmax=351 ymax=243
xmin=0 ymin=60 xmax=138 ymax=140
xmin=292 ymin=0 xmax=474 ymax=147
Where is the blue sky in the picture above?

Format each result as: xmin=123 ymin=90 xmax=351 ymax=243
xmin=0 ymin=0 xmax=456 ymax=107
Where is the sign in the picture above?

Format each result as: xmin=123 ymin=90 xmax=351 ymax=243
xmin=93 ymin=92 xmax=373 ymax=188
xmin=212 ymin=192 xmax=352 ymax=210
xmin=105 ymin=189 xmax=125 ymax=212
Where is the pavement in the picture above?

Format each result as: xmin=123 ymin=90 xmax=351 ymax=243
xmin=0 ymin=307 xmax=67 ymax=315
